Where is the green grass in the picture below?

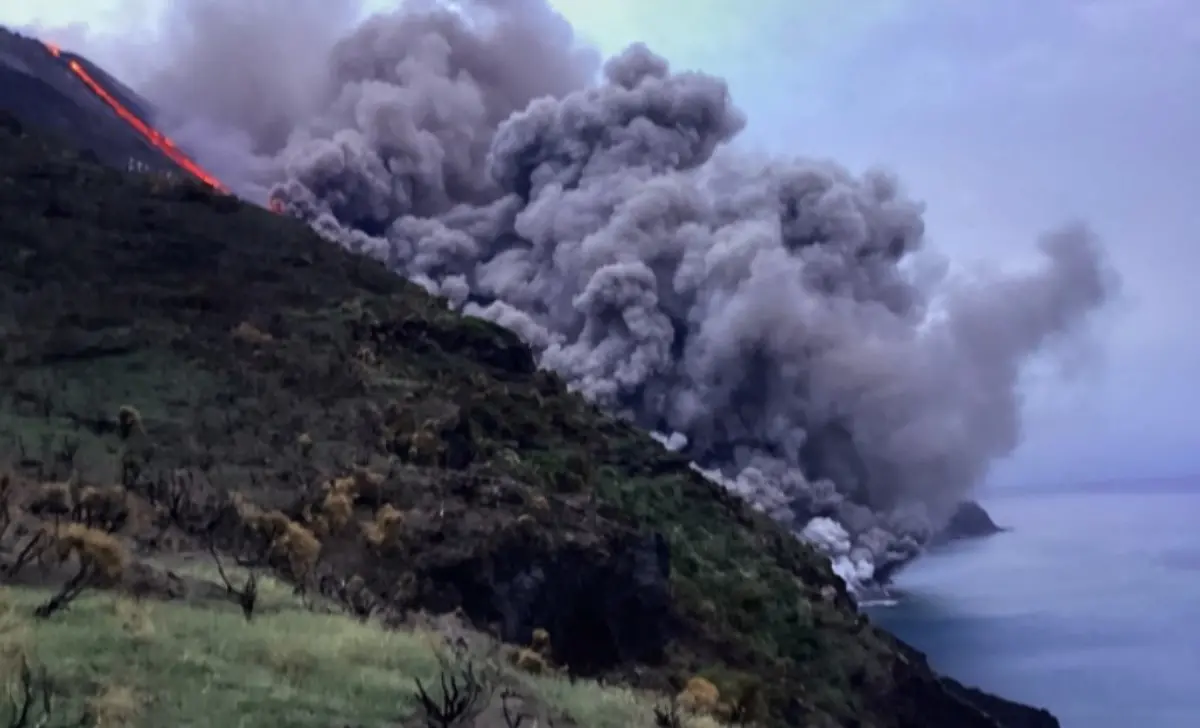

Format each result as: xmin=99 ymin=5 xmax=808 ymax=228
xmin=0 ymin=575 xmax=679 ymax=728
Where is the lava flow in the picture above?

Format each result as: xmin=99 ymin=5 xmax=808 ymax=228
xmin=42 ymin=41 xmax=229 ymax=194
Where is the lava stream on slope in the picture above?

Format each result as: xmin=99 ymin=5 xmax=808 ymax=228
xmin=42 ymin=40 xmax=228 ymax=195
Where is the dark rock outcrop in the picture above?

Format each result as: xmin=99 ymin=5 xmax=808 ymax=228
xmin=888 ymin=639 xmax=1061 ymax=728
xmin=942 ymin=677 xmax=1060 ymax=728
xmin=934 ymin=500 xmax=1006 ymax=545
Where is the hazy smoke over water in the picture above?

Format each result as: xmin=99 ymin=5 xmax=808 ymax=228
xmin=52 ymin=0 xmax=1119 ymax=588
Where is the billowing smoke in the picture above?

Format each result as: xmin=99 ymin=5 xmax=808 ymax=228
xmin=36 ymin=0 xmax=1119 ymax=588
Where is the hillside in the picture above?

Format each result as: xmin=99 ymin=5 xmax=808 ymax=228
xmin=0 ymin=27 xmax=202 ymax=182
xmin=0 ymin=111 xmax=1058 ymax=727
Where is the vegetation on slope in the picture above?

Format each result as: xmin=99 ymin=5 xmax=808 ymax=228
xmin=1 ymin=562 xmax=705 ymax=728
xmin=0 ymin=110 xmax=1034 ymax=727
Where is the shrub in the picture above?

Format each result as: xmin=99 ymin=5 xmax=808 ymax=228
xmin=231 ymin=321 xmax=273 ymax=345
xmin=361 ymin=504 xmax=405 ymax=548
xmin=511 ymin=647 xmax=548 ymax=675
xmin=530 ymin=627 xmax=551 ymax=654
xmin=269 ymin=521 xmax=321 ymax=583
xmin=677 ymin=676 xmax=720 ymax=716
xmin=35 ymin=523 xmax=129 ymax=618
xmin=116 ymin=405 xmax=142 ymax=440
xmin=404 ymin=424 xmax=442 ymax=467
xmin=318 ymin=490 xmax=353 ymax=534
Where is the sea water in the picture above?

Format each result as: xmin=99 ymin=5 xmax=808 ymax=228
xmin=867 ymin=479 xmax=1200 ymax=728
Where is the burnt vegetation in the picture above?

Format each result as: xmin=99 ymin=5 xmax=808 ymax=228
xmin=0 ymin=111 xmax=1051 ymax=727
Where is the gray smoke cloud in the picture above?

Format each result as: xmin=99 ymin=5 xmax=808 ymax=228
xmin=36 ymin=0 xmax=1119 ymax=588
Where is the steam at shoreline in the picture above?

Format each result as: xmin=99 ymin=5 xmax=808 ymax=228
xmin=15 ymin=0 xmax=1120 ymax=589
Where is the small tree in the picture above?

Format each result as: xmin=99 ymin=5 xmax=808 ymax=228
xmin=34 ymin=524 xmax=128 ymax=619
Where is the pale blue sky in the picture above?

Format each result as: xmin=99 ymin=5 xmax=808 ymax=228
xmin=4 ymin=1 xmax=1198 ymax=488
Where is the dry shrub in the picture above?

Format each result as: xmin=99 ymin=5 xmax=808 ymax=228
xmin=231 ymin=321 xmax=273 ymax=345
xmin=242 ymin=508 xmax=292 ymax=541
xmin=117 ymin=405 xmax=142 ymax=440
xmin=510 ymin=647 xmax=548 ymax=675
xmin=318 ymin=491 xmax=353 ymax=535
xmin=33 ymin=523 xmax=129 ymax=618
xmin=530 ymin=628 xmax=551 ymax=654
xmin=508 ymin=628 xmax=555 ymax=676
xmin=361 ymin=504 xmax=405 ymax=548
xmin=269 ymin=521 xmax=321 ymax=582
xmin=405 ymin=427 xmax=442 ymax=466
xmin=529 ymin=627 xmax=555 ymax=664
xmin=49 ymin=523 xmax=128 ymax=583
xmin=242 ymin=506 xmax=322 ymax=581
xmin=304 ymin=480 xmax=354 ymax=538
xmin=677 ymin=676 xmax=720 ymax=716
xmin=326 ymin=475 xmax=356 ymax=498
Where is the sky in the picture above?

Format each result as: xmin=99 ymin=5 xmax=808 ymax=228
xmin=3 ymin=0 xmax=1197 ymax=488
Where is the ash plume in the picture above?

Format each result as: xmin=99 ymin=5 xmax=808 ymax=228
xmin=57 ymin=0 xmax=1120 ymax=587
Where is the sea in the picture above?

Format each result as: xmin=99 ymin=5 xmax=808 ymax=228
xmin=866 ymin=477 xmax=1200 ymax=728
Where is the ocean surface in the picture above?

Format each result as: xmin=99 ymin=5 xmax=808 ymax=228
xmin=867 ymin=478 xmax=1200 ymax=728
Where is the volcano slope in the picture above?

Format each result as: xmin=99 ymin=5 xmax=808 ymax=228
xmin=0 ymin=113 xmax=1058 ymax=728
xmin=0 ymin=27 xmax=220 ymax=186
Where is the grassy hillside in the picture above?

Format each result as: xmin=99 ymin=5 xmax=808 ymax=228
xmin=2 ymin=564 xmax=704 ymax=728
xmin=0 ymin=110 xmax=1046 ymax=727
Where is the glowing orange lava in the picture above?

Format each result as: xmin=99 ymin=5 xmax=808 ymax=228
xmin=42 ymin=41 xmax=229 ymax=194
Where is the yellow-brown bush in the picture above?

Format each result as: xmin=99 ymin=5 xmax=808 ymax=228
xmin=511 ymin=647 xmax=548 ymax=675
xmin=361 ymin=504 xmax=405 ymax=548
xmin=269 ymin=521 xmax=321 ymax=582
xmin=50 ymin=523 xmax=128 ymax=584
xmin=677 ymin=676 xmax=721 ymax=716
xmin=405 ymin=427 xmax=442 ymax=466
xmin=319 ymin=491 xmax=353 ymax=533
xmin=231 ymin=321 xmax=273 ymax=345
xmin=325 ymin=475 xmax=355 ymax=497
xmin=531 ymin=627 xmax=551 ymax=653
xmin=240 ymin=507 xmax=320 ymax=578
xmin=243 ymin=508 xmax=292 ymax=541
